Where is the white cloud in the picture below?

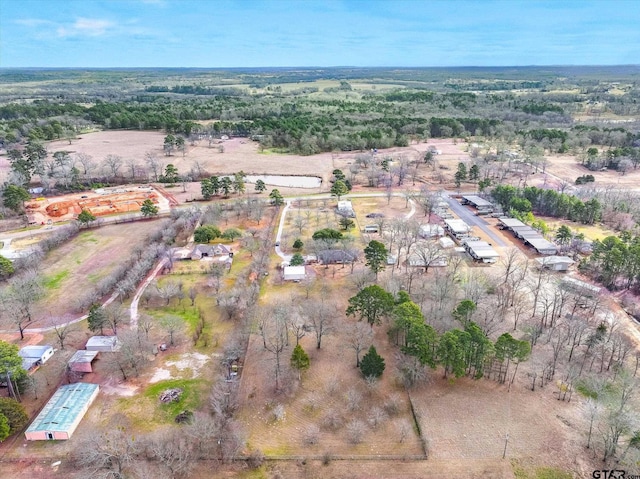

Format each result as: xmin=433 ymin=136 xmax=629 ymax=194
xmin=56 ymin=18 xmax=115 ymax=38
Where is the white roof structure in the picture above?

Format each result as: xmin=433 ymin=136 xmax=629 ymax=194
xmin=444 ymin=219 xmax=471 ymax=235
xmin=283 ymin=265 xmax=306 ymax=281
xmin=498 ymin=218 xmax=557 ymax=254
xmin=561 ymin=277 xmax=601 ymax=296
xmin=498 ymin=218 xmax=526 ymax=228
xmin=337 ymin=200 xmax=353 ymax=211
xmin=19 ymin=345 xmax=54 ymax=371
xmin=536 ymin=256 xmax=574 ymax=266
xmin=439 ymin=237 xmax=455 ymax=249
xmin=463 ymin=240 xmax=500 ymax=262
xmin=462 ymin=195 xmax=493 ymax=208
xmin=86 ymin=336 xmax=120 ymax=352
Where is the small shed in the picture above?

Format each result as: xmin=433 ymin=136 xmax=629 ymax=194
xmin=25 ymin=383 xmax=99 ymax=441
xmin=86 ymin=336 xmax=120 ymax=352
xmin=536 ymin=256 xmax=575 ymax=271
xmin=68 ymin=350 xmax=99 ymax=373
xmin=363 ymin=224 xmax=379 ymax=233
xmin=18 ymin=345 xmax=54 ymax=371
xmin=438 ymin=237 xmax=455 ymax=249
xmin=337 ymin=200 xmax=355 ymax=217
xmin=283 ymin=265 xmax=306 ymax=281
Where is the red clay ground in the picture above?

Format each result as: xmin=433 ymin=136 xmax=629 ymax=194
xmin=23 ymin=185 xmax=170 ymax=224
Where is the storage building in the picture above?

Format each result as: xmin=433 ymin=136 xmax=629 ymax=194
xmin=68 ymin=350 xmax=99 ymax=373
xmin=18 ymin=345 xmax=54 ymax=371
xmin=25 ymin=383 xmax=99 ymax=441
xmin=535 ymin=256 xmax=575 ymax=271
xmin=444 ymin=219 xmax=471 ymax=240
xmin=463 ymin=240 xmax=500 ymax=264
xmin=86 ymin=336 xmax=120 ymax=352
xmin=283 ymin=265 xmax=306 ymax=281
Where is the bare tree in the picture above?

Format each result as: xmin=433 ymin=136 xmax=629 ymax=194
xmin=75 ymin=152 xmax=96 ymax=181
xmin=0 ymin=271 xmax=44 ymax=339
xmin=396 ymin=419 xmax=413 ymax=443
xmin=303 ymin=424 xmax=320 ymax=445
xmin=50 ymin=317 xmax=78 ymax=349
xmin=145 ymin=152 xmax=162 ymax=182
xmin=74 ymin=426 xmax=138 ymax=479
xmin=155 ymin=280 xmax=181 ymax=306
xmin=307 ymin=298 xmax=335 ymax=349
xmin=161 ymin=315 xmax=183 ymax=346
xmin=105 ymin=304 xmax=129 ymax=336
xmin=210 ymin=377 xmax=240 ymax=425
xmin=346 ymin=419 xmax=367 ymax=444
xmin=368 ymin=406 xmax=388 ymax=430
xmin=345 ymin=321 xmax=373 ymax=367
xmin=144 ymin=429 xmax=194 ymax=479
xmin=410 ymin=241 xmax=446 ymax=273
xmin=262 ymin=302 xmax=290 ymax=390
xmin=288 ymin=309 xmax=307 ymax=346
xmin=104 ymin=154 xmax=123 ymax=180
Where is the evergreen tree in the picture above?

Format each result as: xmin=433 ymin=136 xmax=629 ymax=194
xmin=0 ymin=398 xmax=28 ymax=435
xmin=140 ymin=199 xmax=159 ymax=217
xmin=289 ymin=253 xmax=305 ymax=266
xmin=364 ymin=240 xmax=388 ymax=279
xmin=269 ymin=189 xmax=284 ymax=206
xmin=0 ymin=414 xmax=9 ymax=442
xmin=360 ymin=345 xmax=385 ymax=378
xmin=77 ymin=209 xmax=96 ymax=226
xmin=331 ymin=180 xmax=349 ymax=200
xmin=290 ymin=344 xmax=310 ymax=380
xmin=255 ymin=179 xmax=267 ymax=193
xmin=87 ymin=304 xmax=106 ymax=335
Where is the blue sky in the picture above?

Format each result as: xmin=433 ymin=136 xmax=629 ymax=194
xmin=1 ymin=0 xmax=638 ymax=68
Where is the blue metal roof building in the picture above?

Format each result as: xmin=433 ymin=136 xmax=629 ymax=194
xmin=25 ymin=383 xmax=99 ymax=440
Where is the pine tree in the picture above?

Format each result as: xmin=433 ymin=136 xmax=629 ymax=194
xmin=290 ymin=344 xmax=310 ymax=380
xmin=360 ymin=345 xmax=385 ymax=378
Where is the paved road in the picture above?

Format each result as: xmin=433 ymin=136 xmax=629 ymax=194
xmin=444 ymin=195 xmax=508 ymax=247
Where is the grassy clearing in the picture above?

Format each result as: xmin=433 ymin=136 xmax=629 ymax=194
xmin=42 ymin=270 xmax=69 ymax=289
xmin=543 ymin=218 xmax=617 ymax=242
xmin=32 ymin=220 xmax=161 ymax=321
xmin=146 ymin=274 xmax=235 ymax=352
xmin=117 ymin=378 xmax=205 ymax=429
xmin=512 ymin=462 xmax=573 ymax=479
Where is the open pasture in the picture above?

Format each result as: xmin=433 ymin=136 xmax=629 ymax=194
xmin=29 ymin=220 xmax=162 ymax=324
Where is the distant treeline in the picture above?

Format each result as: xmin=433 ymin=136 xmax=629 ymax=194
xmin=145 ymin=85 xmax=245 ymax=96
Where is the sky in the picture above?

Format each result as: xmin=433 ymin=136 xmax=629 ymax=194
xmin=0 ymin=0 xmax=639 ymax=68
